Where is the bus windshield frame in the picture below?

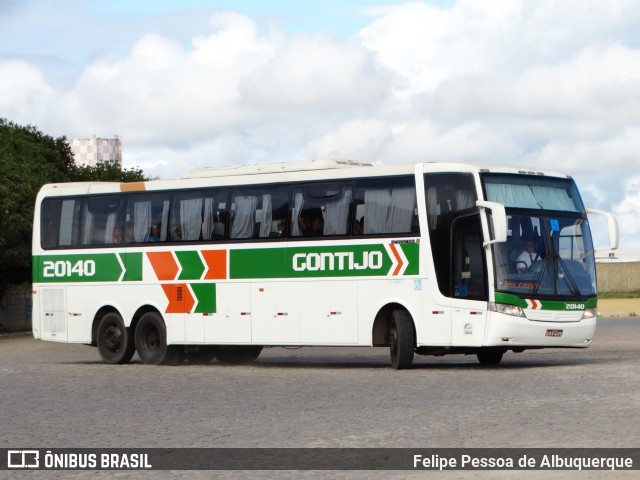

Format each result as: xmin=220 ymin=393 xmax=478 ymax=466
xmin=482 ymin=173 xmax=596 ymax=300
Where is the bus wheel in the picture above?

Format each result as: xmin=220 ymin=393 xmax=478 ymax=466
xmin=389 ymin=310 xmax=415 ymax=369
xmin=213 ymin=346 xmax=263 ymax=364
xmin=97 ymin=312 xmax=135 ymax=364
xmin=135 ymin=312 xmax=181 ymax=365
xmin=477 ymin=350 xmax=504 ymax=365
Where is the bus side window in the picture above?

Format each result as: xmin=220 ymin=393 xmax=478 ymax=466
xmin=230 ymin=187 xmax=289 ymax=240
xmin=355 ymin=182 xmax=416 ymax=235
xmin=40 ymin=198 xmax=78 ymax=249
xmin=171 ymin=190 xmax=229 ymax=242
xmin=81 ymin=196 xmax=123 ymax=246
xmin=125 ymin=194 xmax=170 ymax=243
xmin=291 ymin=185 xmax=352 ymax=238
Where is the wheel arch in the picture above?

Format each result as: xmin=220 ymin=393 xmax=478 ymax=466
xmin=371 ymin=302 xmax=417 ymax=346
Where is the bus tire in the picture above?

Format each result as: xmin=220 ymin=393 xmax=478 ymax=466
xmin=477 ymin=350 xmax=504 ymax=365
xmin=97 ymin=312 xmax=135 ymax=364
xmin=389 ymin=310 xmax=415 ymax=369
xmin=135 ymin=312 xmax=181 ymax=365
xmin=214 ymin=346 xmax=263 ymax=364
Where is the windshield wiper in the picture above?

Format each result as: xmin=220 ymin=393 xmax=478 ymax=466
xmin=530 ymin=255 xmax=548 ymax=298
xmin=556 ymin=255 xmax=581 ymax=296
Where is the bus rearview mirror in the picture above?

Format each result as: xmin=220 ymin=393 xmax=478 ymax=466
xmin=476 ymin=200 xmax=508 ymax=247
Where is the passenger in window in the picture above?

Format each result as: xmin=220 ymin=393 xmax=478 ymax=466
xmin=270 ymin=219 xmax=286 ymax=237
xmin=516 ymin=238 xmax=539 ymax=273
xmin=173 ymin=225 xmax=182 ymax=240
xmin=112 ymin=227 xmax=123 ymax=244
xmin=298 ymin=208 xmax=324 ymax=237
xmin=149 ymin=224 xmax=161 ymax=242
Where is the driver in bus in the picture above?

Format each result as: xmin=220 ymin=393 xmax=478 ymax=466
xmin=516 ymin=238 xmax=539 ymax=273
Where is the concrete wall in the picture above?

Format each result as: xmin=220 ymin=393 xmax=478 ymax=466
xmin=596 ymin=262 xmax=640 ymax=293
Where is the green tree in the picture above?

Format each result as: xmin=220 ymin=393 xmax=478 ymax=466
xmin=71 ymin=158 xmax=146 ymax=183
xmin=0 ymin=118 xmax=147 ymax=295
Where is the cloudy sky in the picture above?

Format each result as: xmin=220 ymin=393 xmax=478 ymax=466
xmin=1 ymin=0 xmax=639 ymax=247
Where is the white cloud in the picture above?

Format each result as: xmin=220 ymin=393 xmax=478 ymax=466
xmin=0 ymin=60 xmax=54 ymax=125
xmin=239 ymin=34 xmax=388 ymax=113
xmin=613 ymin=176 xmax=640 ymax=245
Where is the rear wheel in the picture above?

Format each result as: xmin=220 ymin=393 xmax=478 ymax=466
xmin=213 ymin=346 xmax=263 ymax=364
xmin=96 ymin=312 xmax=135 ymax=364
xmin=477 ymin=350 xmax=504 ymax=365
xmin=135 ymin=312 xmax=181 ymax=365
xmin=388 ymin=310 xmax=415 ymax=369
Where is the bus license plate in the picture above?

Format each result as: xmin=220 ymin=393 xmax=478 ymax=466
xmin=545 ymin=329 xmax=563 ymax=337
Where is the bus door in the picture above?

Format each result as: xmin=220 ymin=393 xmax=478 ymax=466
xmin=424 ymin=171 xmax=484 ymax=346
xmin=39 ymin=287 xmax=68 ymax=342
xmin=449 ymin=215 xmax=489 ymax=346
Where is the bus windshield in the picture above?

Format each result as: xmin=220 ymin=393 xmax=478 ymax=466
xmin=492 ymin=213 xmax=597 ymax=298
xmin=482 ymin=173 xmax=584 ymax=212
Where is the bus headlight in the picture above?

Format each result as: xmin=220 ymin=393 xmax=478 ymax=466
xmin=581 ymin=307 xmax=597 ymax=320
xmin=489 ymin=302 xmax=525 ymax=317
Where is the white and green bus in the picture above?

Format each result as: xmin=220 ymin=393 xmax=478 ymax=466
xmin=32 ymin=160 xmax=618 ymax=368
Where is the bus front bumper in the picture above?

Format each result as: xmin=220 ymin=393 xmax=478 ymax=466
xmin=484 ymin=313 xmax=597 ymax=348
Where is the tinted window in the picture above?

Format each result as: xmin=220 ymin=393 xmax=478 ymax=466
xmin=170 ymin=190 xmax=229 ymax=242
xmin=125 ymin=194 xmax=170 ymax=243
xmin=230 ymin=186 xmax=289 ymax=239
xmin=353 ymin=178 xmax=418 ymax=236
xmin=291 ymin=184 xmax=353 ymax=238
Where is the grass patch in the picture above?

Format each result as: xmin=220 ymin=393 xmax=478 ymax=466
xmin=599 ymin=291 xmax=640 ymax=299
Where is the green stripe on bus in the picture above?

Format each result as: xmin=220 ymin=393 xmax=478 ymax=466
xmin=400 ymin=243 xmax=419 ymax=275
xmin=230 ymin=243 xmax=419 ymax=279
xmin=33 ymin=253 xmax=123 ymax=283
xmin=176 ymin=250 xmax=205 ymax=280
xmin=33 ymin=253 xmax=144 ymax=283
xmin=191 ymin=283 xmax=216 ymax=313
xmin=33 ymin=243 xmax=419 ymax=283
xmin=120 ymin=252 xmax=143 ymax=281
xmin=494 ymin=292 xmax=597 ymax=310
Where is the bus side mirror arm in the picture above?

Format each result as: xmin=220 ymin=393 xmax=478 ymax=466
xmin=476 ymin=200 xmax=508 ymax=247
xmin=586 ymin=208 xmax=619 ymax=250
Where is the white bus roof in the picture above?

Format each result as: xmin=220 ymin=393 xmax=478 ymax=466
xmin=181 ymin=159 xmax=374 ymax=178
xmin=36 ymin=160 xmax=572 ymax=197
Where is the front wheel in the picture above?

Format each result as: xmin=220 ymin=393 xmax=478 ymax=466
xmin=97 ymin=312 xmax=135 ymax=364
xmin=134 ymin=312 xmax=181 ymax=365
xmin=388 ymin=310 xmax=415 ymax=369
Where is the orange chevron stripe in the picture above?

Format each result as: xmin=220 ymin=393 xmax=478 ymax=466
xmin=147 ymin=251 xmax=179 ymax=281
xmin=202 ymin=250 xmax=227 ymax=279
xmin=389 ymin=243 xmax=404 ymax=276
xmin=161 ymin=284 xmax=195 ymax=314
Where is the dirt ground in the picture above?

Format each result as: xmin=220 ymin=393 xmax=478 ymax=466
xmin=598 ymin=298 xmax=640 ymax=317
